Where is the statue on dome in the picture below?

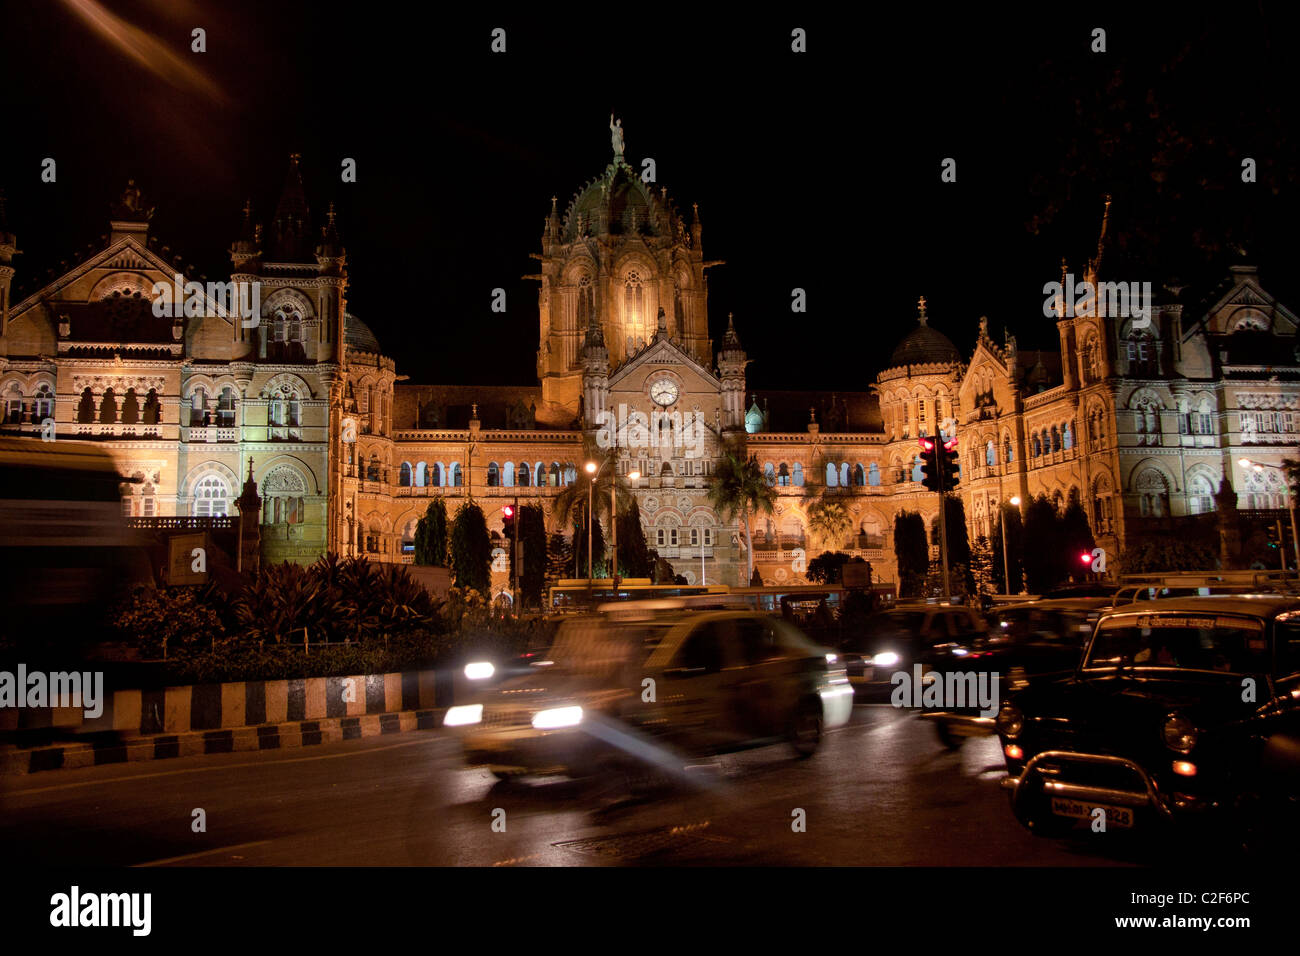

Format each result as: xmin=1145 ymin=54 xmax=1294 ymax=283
xmin=610 ymin=114 xmax=625 ymax=162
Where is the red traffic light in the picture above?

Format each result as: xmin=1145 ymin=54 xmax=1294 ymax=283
xmin=502 ymin=505 xmax=514 ymax=518
xmin=919 ymin=438 xmax=935 ymax=451
xmin=1079 ymin=551 xmax=1093 ymax=565
xmin=943 ymin=436 xmax=958 ymax=451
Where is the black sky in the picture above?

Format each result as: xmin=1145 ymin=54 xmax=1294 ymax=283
xmin=3 ymin=2 xmax=1297 ymax=391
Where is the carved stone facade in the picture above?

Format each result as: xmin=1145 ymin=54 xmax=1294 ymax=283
xmin=4 ymin=148 xmax=1297 ymax=593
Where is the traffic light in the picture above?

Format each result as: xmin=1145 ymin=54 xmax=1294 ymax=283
xmin=940 ymin=436 xmax=960 ymax=490
xmin=501 ymin=504 xmax=515 ymax=547
xmin=918 ymin=438 xmax=941 ymax=492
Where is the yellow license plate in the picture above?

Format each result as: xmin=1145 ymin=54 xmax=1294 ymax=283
xmin=1050 ymin=797 xmax=1135 ymax=829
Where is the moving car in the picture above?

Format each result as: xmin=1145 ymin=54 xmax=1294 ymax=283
xmin=997 ymin=595 xmax=1300 ymax=843
xmin=838 ymin=605 xmax=987 ymax=689
xmin=443 ymin=606 xmax=853 ymax=782
xmin=922 ymin=598 xmax=1110 ymax=748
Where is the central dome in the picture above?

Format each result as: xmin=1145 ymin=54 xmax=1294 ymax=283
xmin=888 ymin=305 xmax=961 ymax=368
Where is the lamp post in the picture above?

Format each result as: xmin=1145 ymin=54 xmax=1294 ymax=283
xmin=1001 ymin=496 xmax=1021 ymax=595
xmin=610 ymin=468 xmax=641 ymax=591
xmin=1239 ymin=458 xmax=1300 ymax=573
xmin=585 ymin=461 xmax=598 ymax=584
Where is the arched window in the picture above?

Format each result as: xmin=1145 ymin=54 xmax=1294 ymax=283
xmin=262 ymin=466 xmax=307 ymax=525
xmin=143 ymin=389 xmax=160 ymax=425
xmin=193 ymin=475 xmax=230 ymax=517
xmin=1050 ymin=426 xmax=1060 ymax=453
xmin=911 ymin=456 xmax=923 ymax=483
xmin=487 ymin=462 xmax=500 ymax=487
xmin=1187 ymin=474 xmax=1215 ymax=515
xmin=430 ymin=463 xmax=442 ymax=487
xmin=868 ymin=462 xmax=881 ymax=486
xmin=1196 ymin=398 xmax=1214 ymax=436
xmin=1032 ymin=434 xmax=1042 ymax=457
xmin=1062 ymin=423 xmax=1073 ymax=450
xmin=1244 ymin=468 xmax=1285 ymax=510
xmin=502 ymin=462 xmax=515 ymax=487
xmin=519 ymin=462 xmax=531 ymax=487
xmin=1004 ymin=435 xmax=1014 ymax=463
xmin=793 ymin=462 xmax=805 ymax=487
xmin=576 ymin=274 xmax=594 ymax=328
xmin=840 ymin=462 xmax=850 ymax=487
xmin=33 ymin=384 xmax=54 ymax=422
xmin=189 ymin=388 xmax=207 ymax=427
xmin=1135 ymin=469 xmax=1170 ymax=517
xmin=852 ymin=463 xmax=866 ymax=486
xmin=399 ymin=462 xmax=412 ymax=487
xmin=366 ymin=455 xmax=381 ymax=481
xmin=624 ymin=270 xmax=647 ymax=342
xmin=119 ymin=388 xmax=139 ymax=425
xmin=414 ymin=462 xmax=427 ymax=487
xmin=985 ymin=440 xmax=996 ymax=466
xmin=218 ymin=387 xmax=236 ymax=427
xmin=764 ymin=462 xmax=777 ymax=486
xmin=1092 ymin=474 xmax=1114 ymax=533
xmin=99 ymin=388 xmax=118 ymax=424
xmin=550 ymin=462 xmax=562 ymax=487
xmin=824 ymin=462 xmax=836 ymax=487
xmin=778 ymin=463 xmax=791 ymax=486
xmin=450 ymin=462 xmax=463 ymax=486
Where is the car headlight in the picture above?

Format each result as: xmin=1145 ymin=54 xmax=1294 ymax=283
xmin=464 ymin=661 xmax=495 ymax=681
xmin=995 ymin=701 xmax=1023 ymax=738
xmin=871 ymin=651 xmax=900 ymax=668
xmin=1162 ymin=713 xmax=1197 ymax=753
xmin=532 ymin=706 xmax=583 ymax=729
xmin=825 ymin=653 xmax=838 ymax=665
xmin=443 ymin=704 xmax=483 ymax=727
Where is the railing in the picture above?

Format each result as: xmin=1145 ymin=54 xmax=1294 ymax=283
xmin=126 ymin=516 xmax=235 ymax=531
xmin=183 ymin=426 xmax=240 ymax=443
xmin=73 ymin=423 xmax=164 ymax=438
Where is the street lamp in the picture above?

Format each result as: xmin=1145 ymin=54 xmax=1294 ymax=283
xmin=1001 ymin=496 xmax=1021 ymax=595
xmin=1239 ymin=458 xmax=1300 ymax=573
xmin=584 ymin=460 xmax=599 ymax=583
xmin=611 ymin=470 xmax=640 ymax=591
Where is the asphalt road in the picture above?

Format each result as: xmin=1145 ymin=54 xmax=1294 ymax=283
xmin=1 ymin=704 xmax=1191 ymax=866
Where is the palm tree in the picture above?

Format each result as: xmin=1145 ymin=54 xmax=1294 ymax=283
xmin=553 ymin=447 xmax=635 ymax=559
xmin=806 ymin=492 xmax=852 ymax=552
xmin=707 ymin=451 xmax=776 ymax=586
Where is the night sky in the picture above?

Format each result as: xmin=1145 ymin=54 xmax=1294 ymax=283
xmin=3 ymin=3 xmax=1297 ymax=391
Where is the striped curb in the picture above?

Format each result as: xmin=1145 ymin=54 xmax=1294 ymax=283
xmin=0 ymin=708 xmax=449 ymax=775
xmin=0 ymin=667 xmax=470 ymax=737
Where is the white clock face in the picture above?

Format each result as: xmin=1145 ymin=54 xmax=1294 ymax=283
xmin=650 ymin=379 xmax=679 ymax=406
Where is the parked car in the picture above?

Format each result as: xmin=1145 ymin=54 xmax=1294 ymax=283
xmin=922 ymin=598 xmax=1110 ymax=749
xmin=838 ymin=605 xmax=987 ymax=688
xmin=996 ymin=596 xmax=1300 ymax=844
xmin=443 ymin=606 xmax=853 ymax=784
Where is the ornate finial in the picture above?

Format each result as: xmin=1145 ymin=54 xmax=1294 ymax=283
xmin=692 ymin=202 xmax=699 ymax=220
xmin=242 ymin=199 xmax=252 ymax=220
xmin=326 ymin=201 xmax=337 ymax=226
xmin=809 ymin=406 xmax=817 ymax=423
xmin=550 ymin=195 xmax=557 ymax=212
xmin=979 ymin=315 xmax=989 ymax=337
xmin=917 ymin=295 xmax=928 ymax=325
xmin=471 ymin=402 xmax=479 ymax=419
xmin=247 ymin=457 xmax=255 ymax=481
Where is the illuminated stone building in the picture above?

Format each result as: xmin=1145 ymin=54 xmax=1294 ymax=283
xmin=3 ymin=142 xmax=1297 ymax=595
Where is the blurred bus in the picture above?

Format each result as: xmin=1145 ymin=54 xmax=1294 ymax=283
xmin=0 ymin=437 xmax=143 ymax=644
xmin=547 ymin=578 xmax=729 ymax=611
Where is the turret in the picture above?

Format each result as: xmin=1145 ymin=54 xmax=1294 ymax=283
xmin=717 ymin=313 xmax=748 ymax=431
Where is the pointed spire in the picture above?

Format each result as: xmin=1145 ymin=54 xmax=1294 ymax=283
xmin=270 ymin=153 xmax=312 ymax=262
xmin=917 ymin=295 xmax=929 ymax=326
xmin=1088 ymin=194 xmax=1112 ymax=280
xmin=724 ymin=312 xmax=742 ymax=348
